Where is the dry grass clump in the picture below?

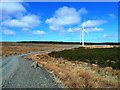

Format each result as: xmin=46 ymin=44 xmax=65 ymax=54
xmin=25 ymin=53 xmax=119 ymax=88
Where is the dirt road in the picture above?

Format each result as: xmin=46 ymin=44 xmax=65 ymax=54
xmin=1 ymin=50 xmax=62 ymax=88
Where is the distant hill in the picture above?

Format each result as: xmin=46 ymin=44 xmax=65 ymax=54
xmin=17 ymin=41 xmax=119 ymax=45
xmin=1 ymin=41 xmax=119 ymax=45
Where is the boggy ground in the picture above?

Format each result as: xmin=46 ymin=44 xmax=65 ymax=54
xmin=25 ymin=53 xmax=120 ymax=88
xmin=1 ymin=42 xmax=74 ymax=57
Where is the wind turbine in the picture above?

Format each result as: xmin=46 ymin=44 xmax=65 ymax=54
xmin=77 ymin=21 xmax=88 ymax=47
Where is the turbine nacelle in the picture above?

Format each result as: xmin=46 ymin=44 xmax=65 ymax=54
xmin=83 ymin=28 xmax=88 ymax=34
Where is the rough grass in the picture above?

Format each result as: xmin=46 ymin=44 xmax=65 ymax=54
xmin=25 ymin=53 xmax=119 ymax=88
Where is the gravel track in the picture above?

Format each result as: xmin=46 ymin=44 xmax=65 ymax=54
xmin=2 ymin=57 xmax=60 ymax=88
xmin=1 ymin=50 xmax=62 ymax=88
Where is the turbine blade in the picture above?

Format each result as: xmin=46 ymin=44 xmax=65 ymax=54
xmin=83 ymin=29 xmax=88 ymax=34
xmin=82 ymin=20 xmax=86 ymax=28
xmin=82 ymin=22 xmax=85 ymax=28
xmin=76 ymin=28 xmax=82 ymax=30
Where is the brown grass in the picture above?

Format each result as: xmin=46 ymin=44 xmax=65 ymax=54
xmin=1 ymin=42 xmax=73 ymax=57
xmin=25 ymin=53 xmax=119 ymax=88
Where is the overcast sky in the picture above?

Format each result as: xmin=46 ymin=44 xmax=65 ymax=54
xmin=1 ymin=2 xmax=118 ymax=42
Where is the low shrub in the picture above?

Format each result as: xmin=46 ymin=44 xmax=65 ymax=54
xmin=49 ymin=47 xmax=120 ymax=69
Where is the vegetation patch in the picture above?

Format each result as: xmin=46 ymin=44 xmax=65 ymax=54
xmin=49 ymin=47 xmax=120 ymax=69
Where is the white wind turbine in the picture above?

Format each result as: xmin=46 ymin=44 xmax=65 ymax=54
xmin=77 ymin=21 xmax=88 ymax=47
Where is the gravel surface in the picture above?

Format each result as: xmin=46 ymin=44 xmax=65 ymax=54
xmin=2 ymin=56 xmax=60 ymax=88
xmin=1 ymin=50 xmax=62 ymax=88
